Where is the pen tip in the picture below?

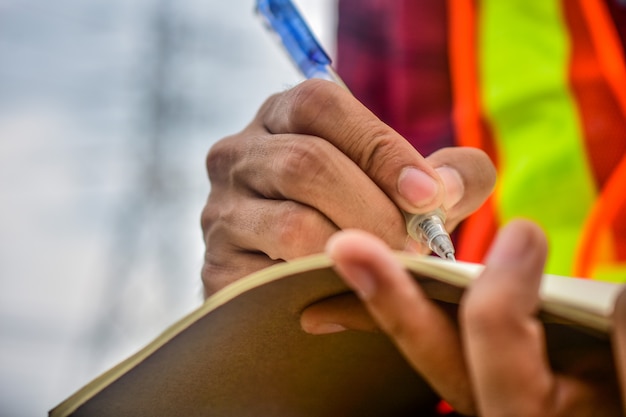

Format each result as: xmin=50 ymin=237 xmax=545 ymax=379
xmin=446 ymin=253 xmax=456 ymax=262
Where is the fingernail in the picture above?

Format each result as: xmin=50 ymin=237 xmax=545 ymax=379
xmin=397 ymin=167 xmax=439 ymax=209
xmin=337 ymin=263 xmax=377 ymax=300
xmin=303 ymin=322 xmax=347 ymax=335
xmin=435 ymin=166 xmax=464 ymax=209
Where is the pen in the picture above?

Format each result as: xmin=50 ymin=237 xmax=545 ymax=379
xmin=255 ymin=0 xmax=456 ymax=261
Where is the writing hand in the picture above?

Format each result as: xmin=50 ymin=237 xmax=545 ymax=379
xmin=201 ymin=79 xmax=495 ymax=295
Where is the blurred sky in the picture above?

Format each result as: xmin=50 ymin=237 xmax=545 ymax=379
xmin=0 ymin=0 xmax=337 ymax=415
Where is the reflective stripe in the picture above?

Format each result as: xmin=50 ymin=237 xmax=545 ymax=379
xmin=448 ymin=0 xmax=626 ymax=281
xmin=448 ymin=0 xmax=482 ymax=150
xmin=563 ymin=0 xmax=626 ymax=188
xmin=572 ymin=0 xmax=626 ymax=279
xmin=580 ymin=0 xmax=626 ymax=116
xmin=448 ymin=0 xmax=499 ymax=263
xmin=578 ymin=152 xmax=626 ymax=278
xmin=479 ymin=0 xmax=597 ymax=276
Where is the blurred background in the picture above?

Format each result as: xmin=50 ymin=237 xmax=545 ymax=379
xmin=0 ymin=0 xmax=337 ymax=415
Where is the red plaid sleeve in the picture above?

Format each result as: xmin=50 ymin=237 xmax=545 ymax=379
xmin=335 ymin=0 xmax=455 ymax=156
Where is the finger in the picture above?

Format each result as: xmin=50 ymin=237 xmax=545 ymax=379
xmin=201 ymin=195 xmax=338 ymax=296
xmin=206 ymin=131 xmax=408 ymax=249
xmin=425 ymin=147 xmax=496 ymax=230
xmin=325 ymin=229 xmax=476 ymax=415
xmin=202 ymin=250 xmax=279 ymax=297
xmin=300 ymin=293 xmax=377 ymax=334
xmin=257 ymin=79 xmax=446 ymax=215
xmin=462 ymin=220 xmax=602 ymax=416
xmin=461 ymin=220 xmax=550 ymax=415
xmin=612 ymin=288 xmax=626 ymax=411
xmin=203 ymin=190 xmax=338 ymax=256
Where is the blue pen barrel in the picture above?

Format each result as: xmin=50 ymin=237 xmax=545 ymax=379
xmin=256 ymin=0 xmax=335 ymax=81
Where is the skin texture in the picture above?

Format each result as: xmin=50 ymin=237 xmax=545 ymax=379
xmin=322 ymin=222 xmax=626 ymax=416
xmin=202 ymin=79 xmax=495 ymax=295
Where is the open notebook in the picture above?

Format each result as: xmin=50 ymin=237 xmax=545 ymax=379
xmin=50 ymin=253 xmax=624 ymax=417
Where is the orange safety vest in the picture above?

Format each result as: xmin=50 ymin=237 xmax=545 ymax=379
xmin=450 ymin=0 xmax=626 ymax=282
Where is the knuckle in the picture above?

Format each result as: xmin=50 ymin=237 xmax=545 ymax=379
xmin=201 ymin=261 xmax=231 ymax=297
xmin=201 ymin=215 xmax=246 ymax=296
xmin=201 ymin=242 xmax=232 ymax=296
xmin=288 ymin=79 xmax=343 ymax=131
xmin=200 ymin=203 xmax=216 ymax=235
xmin=201 ymin=185 xmax=235 ymax=231
xmin=202 ymin=254 xmax=251 ymax=297
xmin=205 ymin=136 xmax=235 ymax=182
xmin=268 ymin=201 xmax=328 ymax=260
xmin=206 ymin=133 xmax=268 ymax=185
xmin=202 ymin=211 xmax=226 ymax=252
xmin=201 ymin=197 xmax=220 ymax=239
xmin=201 ymin=193 xmax=238 ymax=250
xmin=276 ymin=140 xmax=330 ymax=192
xmin=257 ymin=91 xmax=287 ymax=125
xmin=358 ymin=126 xmax=405 ymax=180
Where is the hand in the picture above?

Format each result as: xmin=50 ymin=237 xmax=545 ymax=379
xmin=201 ymin=79 xmax=496 ymax=295
xmin=318 ymin=221 xmax=625 ymax=416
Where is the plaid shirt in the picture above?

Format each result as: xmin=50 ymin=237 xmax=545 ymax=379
xmin=336 ymin=0 xmax=626 ymax=157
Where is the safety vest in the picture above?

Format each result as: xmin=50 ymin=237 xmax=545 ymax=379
xmin=449 ymin=0 xmax=626 ymax=282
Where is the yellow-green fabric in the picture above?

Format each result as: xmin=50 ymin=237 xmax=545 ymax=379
xmin=479 ymin=0 xmax=597 ymax=276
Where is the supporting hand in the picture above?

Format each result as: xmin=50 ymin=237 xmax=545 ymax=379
xmin=318 ymin=221 xmax=624 ymax=416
